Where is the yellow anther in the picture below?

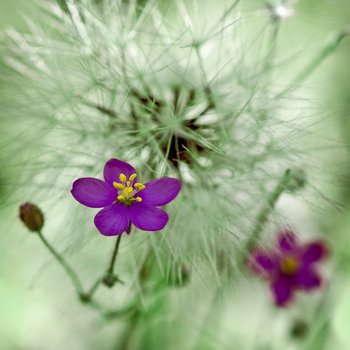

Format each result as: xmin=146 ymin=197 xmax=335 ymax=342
xmin=127 ymin=187 xmax=133 ymax=193
xmin=134 ymin=183 xmax=146 ymax=190
xmin=117 ymin=195 xmax=125 ymax=201
xmin=136 ymin=197 xmax=142 ymax=202
xmin=119 ymin=173 xmax=127 ymax=182
xmin=126 ymin=181 xmax=131 ymax=187
xmin=129 ymin=174 xmax=137 ymax=181
xmin=113 ymin=182 xmax=124 ymax=190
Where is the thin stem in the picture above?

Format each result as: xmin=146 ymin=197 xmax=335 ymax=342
xmin=278 ymin=28 xmax=350 ymax=98
xmin=36 ymin=231 xmax=130 ymax=316
xmin=246 ymin=169 xmax=291 ymax=251
xmin=37 ymin=230 xmax=84 ymax=295
xmin=290 ymin=29 xmax=349 ymax=88
xmin=86 ymin=278 xmax=102 ymax=299
xmin=107 ymin=234 xmax=123 ymax=275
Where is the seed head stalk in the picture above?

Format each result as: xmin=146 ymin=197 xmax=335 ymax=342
xmin=246 ymin=168 xmax=291 ymax=252
xmin=283 ymin=28 xmax=350 ymax=94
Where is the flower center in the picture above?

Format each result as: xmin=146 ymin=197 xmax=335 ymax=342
xmin=281 ymin=257 xmax=299 ymax=275
xmin=113 ymin=173 xmax=146 ymax=206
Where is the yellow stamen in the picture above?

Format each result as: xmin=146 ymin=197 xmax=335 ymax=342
xmin=136 ymin=197 xmax=142 ymax=202
xmin=127 ymin=187 xmax=133 ymax=193
xmin=134 ymin=183 xmax=146 ymax=190
xmin=126 ymin=181 xmax=131 ymax=187
xmin=281 ymin=257 xmax=299 ymax=275
xmin=129 ymin=174 xmax=137 ymax=181
xmin=119 ymin=174 xmax=127 ymax=182
xmin=117 ymin=195 xmax=125 ymax=201
xmin=113 ymin=182 xmax=124 ymax=190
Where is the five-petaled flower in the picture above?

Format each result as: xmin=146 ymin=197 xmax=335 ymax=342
xmin=248 ymin=230 xmax=328 ymax=307
xmin=71 ymin=159 xmax=181 ymax=236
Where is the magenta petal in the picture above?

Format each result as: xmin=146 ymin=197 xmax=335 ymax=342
xmin=277 ymin=230 xmax=298 ymax=251
xmin=270 ymin=278 xmax=293 ymax=306
xmin=71 ymin=178 xmax=117 ymax=208
xmin=249 ymin=249 xmax=277 ymax=279
xmin=138 ymin=178 xmax=181 ymax=206
xmin=129 ymin=203 xmax=168 ymax=231
xmin=94 ymin=203 xmax=129 ymax=236
xmin=295 ymin=268 xmax=322 ymax=290
xmin=301 ymin=242 xmax=327 ymax=264
xmin=103 ymin=159 xmax=137 ymax=185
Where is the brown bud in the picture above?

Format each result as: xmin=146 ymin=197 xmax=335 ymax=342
xmin=19 ymin=203 xmax=44 ymax=232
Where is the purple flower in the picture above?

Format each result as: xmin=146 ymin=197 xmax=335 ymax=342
xmin=248 ymin=230 xmax=328 ymax=307
xmin=71 ymin=159 xmax=181 ymax=236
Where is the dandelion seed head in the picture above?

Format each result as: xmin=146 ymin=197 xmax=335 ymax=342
xmin=2 ymin=0 xmax=341 ymax=286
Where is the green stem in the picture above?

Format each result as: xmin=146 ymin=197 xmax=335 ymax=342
xmin=37 ymin=230 xmax=84 ymax=295
xmin=282 ymin=28 xmax=350 ymax=95
xmin=107 ymin=234 xmax=123 ymax=275
xmin=85 ymin=278 xmax=102 ymax=299
xmin=246 ymin=169 xmax=291 ymax=251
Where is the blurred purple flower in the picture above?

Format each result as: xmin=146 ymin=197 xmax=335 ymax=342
xmin=248 ymin=230 xmax=328 ymax=307
xmin=71 ymin=159 xmax=181 ymax=236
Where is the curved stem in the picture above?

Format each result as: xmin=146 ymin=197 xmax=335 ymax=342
xmin=37 ymin=230 xmax=84 ymax=295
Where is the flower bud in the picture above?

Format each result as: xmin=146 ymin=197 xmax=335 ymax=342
xmin=19 ymin=202 xmax=44 ymax=232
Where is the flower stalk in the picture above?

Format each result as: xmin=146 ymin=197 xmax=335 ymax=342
xmin=37 ymin=230 xmax=84 ymax=296
xmin=246 ymin=168 xmax=292 ymax=251
xmin=103 ymin=233 xmax=123 ymax=287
